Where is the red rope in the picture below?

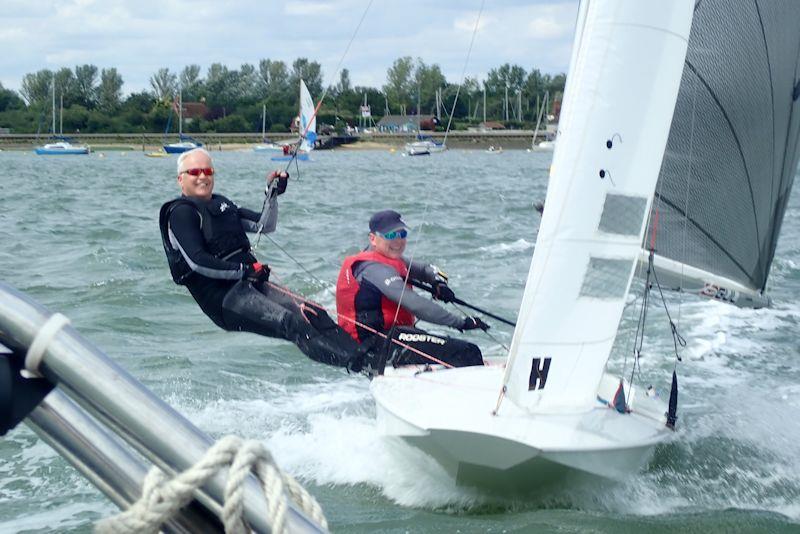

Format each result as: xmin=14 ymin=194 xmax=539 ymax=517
xmin=649 ymin=207 xmax=660 ymax=250
xmin=264 ymin=281 xmax=454 ymax=369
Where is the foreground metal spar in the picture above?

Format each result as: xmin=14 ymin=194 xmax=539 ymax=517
xmin=27 ymin=389 xmax=223 ymax=533
xmin=0 ymin=281 xmax=326 ymax=534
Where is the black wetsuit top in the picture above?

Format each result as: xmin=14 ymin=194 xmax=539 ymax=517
xmin=165 ymin=193 xmax=277 ymax=327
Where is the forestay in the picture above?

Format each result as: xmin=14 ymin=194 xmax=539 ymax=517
xmin=502 ymin=0 xmax=695 ymax=413
xmin=646 ymin=0 xmax=800 ymax=307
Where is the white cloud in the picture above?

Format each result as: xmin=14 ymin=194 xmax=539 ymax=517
xmin=453 ymin=12 xmax=493 ymax=33
xmin=528 ymin=16 xmax=569 ymax=39
xmin=284 ymin=2 xmax=337 ymax=16
xmin=1 ymin=0 xmax=580 ymax=95
xmin=0 ymin=28 xmax=26 ymax=41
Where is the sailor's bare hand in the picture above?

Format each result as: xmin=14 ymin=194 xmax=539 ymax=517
xmin=267 ymin=170 xmax=289 ymax=184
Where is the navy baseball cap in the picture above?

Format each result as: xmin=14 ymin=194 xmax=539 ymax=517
xmin=369 ymin=210 xmax=408 ymax=234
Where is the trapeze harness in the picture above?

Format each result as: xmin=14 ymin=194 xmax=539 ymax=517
xmin=158 ymin=194 xmax=253 ymax=285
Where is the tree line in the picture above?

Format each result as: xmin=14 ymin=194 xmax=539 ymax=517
xmin=0 ymin=57 xmax=565 ymax=136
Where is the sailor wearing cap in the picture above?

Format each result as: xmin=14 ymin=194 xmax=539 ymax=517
xmin=336 ymin=210 xmax=489 ymax=372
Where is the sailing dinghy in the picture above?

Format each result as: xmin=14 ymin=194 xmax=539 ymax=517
xmin=372 ymin=0 xmax=696 ymax=490
xmin=271 ymin=79 xmax=317 ymax=162
xmin=372 ymin=0 xmax=800 ymax=491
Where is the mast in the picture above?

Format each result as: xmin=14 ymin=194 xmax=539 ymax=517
xmin=362 ymin=92 xmax=367 ymax=130
xmin=483 ymin=82 xmax=486 ymax=124
xmin=417 ymin=85 xmax=421 ymax=133
xmin=504 ymin=85 xmax=509 ymax=121
xmin=51 ymin=75 xmax=56 ymax=136
xmin=501 ymin=0 xmax=694 ymax=412
xmin=261 ymin=103 xmax=266 ymax=139
xmin=531 ymin=91 xmax=548 ymax=148
xmin=178 ymin=88 xmax=183 ymax=137
xmin=59 ymin=93 xmax=63 ymax=136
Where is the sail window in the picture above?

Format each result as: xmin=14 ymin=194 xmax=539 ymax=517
xmin=598 ymin=194 xmax=648 ymax=236
xmin=579 ymin=257 xmax=632 ymax=299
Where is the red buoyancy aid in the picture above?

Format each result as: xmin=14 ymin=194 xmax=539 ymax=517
xmin=336 ymin=250 xmax=416 ymax=341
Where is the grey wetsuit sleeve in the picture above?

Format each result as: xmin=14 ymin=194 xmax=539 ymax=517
xmin=238 ymin=194 xmax=278 ymax=234
xmin=356 ymin=262 xmax=463 ymax=329
xmin=406 ymin=260 xmax=437 ymax=284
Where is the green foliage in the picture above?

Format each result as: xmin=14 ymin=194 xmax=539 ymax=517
xmin=7 ymin=57 xmax=566 ymax=134
xmin=0 ymin=83 xmax=25 ymax=112
xmin=290 ymin=58 xmax=323 ymax=99
xmin=212 ymin=114 xmax=249 ymax=133
xmin=150 ymin=68 xmax=177 ymax=101
xmin=383 ymin=56 xmax=415 ymax=113
xmin=20 ymin=69 xmax=53 ymax=107
xmin=74 ymin=64 xmax=99 ymax=109
xmin=98 ymin=68 xmax=124 ymax=112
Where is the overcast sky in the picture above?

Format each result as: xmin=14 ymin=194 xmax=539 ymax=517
xmin=1 ymin=0 xmax=579 ymax=96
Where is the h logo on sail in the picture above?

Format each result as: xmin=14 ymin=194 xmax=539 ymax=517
xmin=528 ymin=357 xmax=551 ymax=390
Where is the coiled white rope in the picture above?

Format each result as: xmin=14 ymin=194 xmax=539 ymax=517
xmin=95 ymin=435 xmax=327 ymax=534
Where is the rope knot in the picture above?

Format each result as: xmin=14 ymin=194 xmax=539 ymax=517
xmin=95 ymin=435 xmax=327 ymax=534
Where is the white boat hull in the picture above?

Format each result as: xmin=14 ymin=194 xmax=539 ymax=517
xmin=253 ymin=143 xmax=285 ymax=153
xmin=35 ymin=141 xmax=90 ymax=155
xmin=371 ymin=364 xmax=671 ymax=492
xmin=405 ymin=140 xmax=445 ymax=156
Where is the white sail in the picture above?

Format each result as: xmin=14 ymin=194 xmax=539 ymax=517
xmin=298 ymin=80 xmax=317 ymax=153
xmin=502 ymin=0 xmax=694 ymax=413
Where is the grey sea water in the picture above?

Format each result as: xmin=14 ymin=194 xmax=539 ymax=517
xmin=1 ymin=148 xmax=799 ymax=533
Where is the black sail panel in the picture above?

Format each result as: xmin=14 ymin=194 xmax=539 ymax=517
xmin=651 ymin=0 xmax=800 ymax=292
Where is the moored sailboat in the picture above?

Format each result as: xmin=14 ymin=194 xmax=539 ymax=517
xmin=163 ymin=88 xmax=202 ymax=154
xmin=35 ymin=79 xmax=89 ymax=155
xmin=253 ymin=103 xmax=289 ymax=153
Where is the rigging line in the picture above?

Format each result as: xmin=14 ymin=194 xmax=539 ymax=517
xmin=442 ymin=0 xmax=486 ymax=147
xmin=263 ymin=234 xmax=329 ymax=287
xmin=257 ymin=199 xmax=447 ymax=365
xmin=265 ymin=281 xmax=453 ymax=368
xmin=677 ymin=65 xmax=701 ymax=328
xmin=630 ymin=252 xmax=654 ymax=387
xmin=627 ymin=253 xmax=649 ymax=386
xmin=386 ymin=206 xmax=431 ymax=330
xmin=762 ymin=31 xmax=800 ymax=291
xmin=254 ymin=162 xmax=299 ymax=249
xmin=650 ymin=261 xmax=686 ymax=364
xmin=260 ymin=233 xmax=454 ymax=369
xmin=281 ymin=0 xmax=375 ymax=172
xmin=753 ymin=1 xmax=778 ymax=274
xmin=390 ymin=0 xmax=485 ymax=328
xmin=452 ymin=302 xmax=509 ymax=352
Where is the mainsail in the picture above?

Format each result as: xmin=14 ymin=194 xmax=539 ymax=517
xmin=501 ymin=0 xmax=694 ymax=413
xmin=298 ymin=80 xmax=317 ymax=152
xmin=646 ymin=0 xmax=800 ymax=307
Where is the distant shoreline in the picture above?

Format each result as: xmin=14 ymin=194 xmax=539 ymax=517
xmin=0 ymin=129 xmax=554 ymax=151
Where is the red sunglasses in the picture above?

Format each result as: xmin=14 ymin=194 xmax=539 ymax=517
xmin=181 ymin=167 xmax=214 ymax=177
